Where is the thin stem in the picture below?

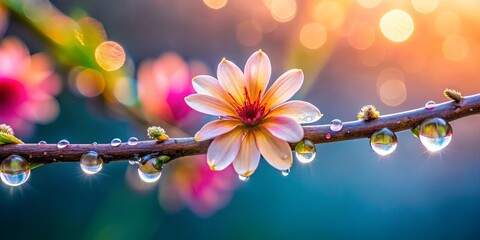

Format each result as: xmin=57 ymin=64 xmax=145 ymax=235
xmin=1 ymin=93 xmax=480 ymax=165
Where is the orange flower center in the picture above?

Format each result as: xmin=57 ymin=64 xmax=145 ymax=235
xmin=235 ymin=88 xmax=266 ymax=126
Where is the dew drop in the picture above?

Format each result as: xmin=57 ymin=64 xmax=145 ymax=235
xmin=425 ymin=100 xmax=436 ymax=110
xmin=137 ymin=155 xmax=162 ymax=183
xmin=238 ymin=175 xmax=249 ymax=181
xmin=57 ymin=139 xmax=69 ymax=149
xmin=38 ymin=141 xmax=47 ymax=145
xmin=127 ymin=137 xmax=138 ymax=146
xmin=326 ymin=133 xmax=331 ymax=139
xmin=80 ymin=151 xmax=103 ymax=174
xmin=330 ymin=119 xmax=343 ymax=131
xmin=281 ymin=169 xmax=290 ymax=176
xmin=43 ymin=152 xmax=47 ymax=156
xmin=0 ymin=155 xmax=30 ymax=187
xmin=110 ymin=138 xmax=122 ymax=147
xmin=370 ymin=128 xmax=398 ymax=156
xmin=295 ymin=139 xmax=316 ymax=164
xmin=92 ymin=142 xmax=97 ymax=145
xmin=128 ymin=160 xmax=137 ymax=165
xmin=419 ymin=117 xmax=452 ymax=152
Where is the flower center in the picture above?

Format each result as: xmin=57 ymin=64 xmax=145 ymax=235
xmin=235 ymin=88 xmax=266 ymax=126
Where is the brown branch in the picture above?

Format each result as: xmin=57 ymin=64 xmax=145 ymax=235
xmin=1 ymin=93 xmax=480 ymax=165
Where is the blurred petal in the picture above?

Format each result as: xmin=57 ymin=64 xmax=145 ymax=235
xmin=244 ymin=50 xmax=271 ymax=99
xmin=262 ymin=69 xmax=303 ymax=109
xmin=233 ymin=130 xmax=260 ymax=176
xmin=217 ymin=59 xmax=245 ymax=104
xmin=185 ymin=94 xmax=235 ymax=116
xmin=254 ymin=127 xmax=293 ymax=171
xmin=262 ymin=116 xmax=304 ymax=142
xmin=207 ymin=127 xmax=243 ymax=171
xmin=195 ymin=119 xmax=241 ymax=141
xmin=269 ymin=100 xmax=323 ymax=123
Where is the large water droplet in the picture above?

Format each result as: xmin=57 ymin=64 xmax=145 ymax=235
xmin=295 ymin=139 xmax=316 ymax=164
xmin=110 ymin=138 xmax=122 ymax=147
xmin=127 ymin=137 xmax=138 ymax=146
xmin=281 ymin=169 xmax=290 ymax=176
xmin=419 ymin=117 xmax=452 ymax=152
xmin=38 ymin=141 xmax=47 ymax=145
xmin=57 ymin=139 xmax=69 ymax=149
xmin=0 ymin=155 xmax=30 ymax=187
xmin=370 ymin=128 xmax=398 ymax=156
xmin=238 ymin=175 xmax=249 ymax=181
xmin=330 ymin=119 xmax=343 ymax=131
xmin=137 ymin=155 xmax=162 ymax=183
xmin=80 ymin=151 xmax=103 ymax=174
xmin=425 ymin=101 xmax=436 ymax=110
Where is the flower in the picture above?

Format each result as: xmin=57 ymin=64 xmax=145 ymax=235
xmin=185 ymin=50 xmax=322 ymax=176
xmin=0 ymin=37 xmax=61 ymax=136
xmin=159 ymin=155 xmax=237 ymax=218
xmin=137 ymin=52 xmax=209 ymax=127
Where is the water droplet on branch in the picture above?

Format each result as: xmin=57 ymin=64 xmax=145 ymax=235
xmin=38 ymin=141 xmax=47 ymax=145
xmin=419 ymin=117 xmax=452 ymax=152
xmin=127 ymin=137 xmax=138 ymax=146
xmin=281 ymin=169 xmax=290 ymax=176
xmin=238 ymin=175 xmax=249 ymax=181
xmin=330 ymin=119 xmax=343 ymax=131
xmin=80 ymin=151 xmax=103 ymax=174
xmin=57 ymin=140 xmax=69 ymax=149
xmin=110 ymin=138 xmax=122 ymax=147
xmin=137 ymin=155 xmax=162 ymax=183
xmin=370 ymin=128 xmax=398 ymax=156
xmin=295 ymin=139 xmax=316 ymax=163
xmin=425 ymin=101 xmax=436 ymax=110
xmin=0 ymin=155 xmax=30 ymax=187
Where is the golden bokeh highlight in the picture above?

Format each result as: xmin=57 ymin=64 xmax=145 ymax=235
xmin=379 ymin=79 xmax=407 ymax=106
xmin=357 ymin=0 xmax=382 ymax=9
xmin=253 ymin=6 xmax=278 ymax=33
xmin=411 ymin=0 xmax=438 ymax=14
xmin=313 ymin=1 xmax=344 ymax=30
xmin=203 ymin=0 xmax=228 ymax=10
xmin=75 ymin=69 xmax=105 ymax=97
xmin=75 ymin=17 xmax=107 ymax=46
xmin=236 ymin=21 xmax=263 ymax=46
xmin=271 ymin=0 xmax=297 ymax=22
xmin=95 ymin=41 xmax=126 ymax=71
xmin=380 ymin=9 xmax=414 ymax=43
xmin=376 ymin=68 xmax=405 ymax=91
xmin=435 ymin=11 xmax=461 ymax=37
xmin=299 ymin=23 xmax=327 ymax=49
xmin=348 ymin=22 xmax=375 ymax=50
xmin=442 ymin=35 xmax=469 ymax=62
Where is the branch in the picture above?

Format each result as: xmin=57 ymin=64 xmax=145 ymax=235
xmin=1 ymin=93 xmax=480 ymax=165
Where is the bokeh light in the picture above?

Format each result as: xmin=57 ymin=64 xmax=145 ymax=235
xmin=376 ymin=68 xmax=405 ymax=91
xmin=313 ymin=0 xmax=344 ymax=30
xmin=411 ymin=0 xmax=439 ymax=14
xmin=203 ymin=0 xmax=228 ymax=10
xmin=236 ymin=21 xmax=263 ymax=46
xmin=434 ymin=11 xmax=461 ymax=37
xmin=114 ymin=77 xmax=135 ymax=106
xmin=75 ymin=68 xmax=105 ymax=97
xmin=380 ymin=9 xmax=414 ymax=43
xmin=357 ymin=41 xmax=387 ymax=67
xmin=357 ymin=0 xmax=382 ymax=9
xmin=379 ymin=79 xmax=407 ymax=106
xmin=400 ymin=49 xmax=426 ymax=73
xmin=75 ymin=17 xmax=107 ymax=46
xmin=442 ymin=35 xmax=469 ymax=62
xmin=348 ymin=21 xmax=375 ymax=50
xmin=299 ymin=23 xmax=327 ymax=49
xmin=95 ymin=41 xmax=126 ymax=71
xmin=270 ymin=0 xmax=297 ymax=22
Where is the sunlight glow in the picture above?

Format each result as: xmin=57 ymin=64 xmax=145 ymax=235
xmin=435 ymin=11 xmax=461 ymax=37
xmin=348 ymin=22 xmax=375 ymax=50
xmin=299 ymin=23 xmax=327 ymax=49
xmin=411 ymin=0 xmax=438 ymax=14
xmin=271 ymin=0 xmax=297 ymax=22
xmin=357 ymin=0 xmax=382 ymax=9
xmin=442 ymin=35 xmax=469 ymax=62
xmin=203 ymin=0 xmax=228 ymax=10
xmin=379 ymin=79 xmax=407 ymax=106
xmin=313 ymin=0 xmax=344 ymax=30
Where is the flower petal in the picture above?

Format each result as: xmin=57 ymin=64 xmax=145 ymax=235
xmin=268 ymin=100 xmax=323 ymax=124
xmin=217 ymin=59 xmax=246 ymax=104
xmin=194 ymin=119 xmax=241 ymax=141
xmin=207 ymin=127 xmax=243 ymax=171
xmin=244 ymin=50 xmax=271 ymax=99
xmin=185 ymin=94 xmax=235 ymax=117
xmin=262 ymin=69 xmax=304 ymax=109
xmin=192 ymin=75 xmax=232 ymax=104
xmin=254 ymin=127 xmax=293 ymax=171
xmin=262 ymin=116 xmax=304 ymax=142
xmin=233 ymin=130 xmax=260 ymax=177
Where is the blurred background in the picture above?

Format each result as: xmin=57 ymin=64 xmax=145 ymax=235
xmin=1 ymin=0 xmax=480 ymax=239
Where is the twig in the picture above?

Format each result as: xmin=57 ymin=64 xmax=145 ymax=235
xmin=1 ymin=93 xmax=480 ymax=165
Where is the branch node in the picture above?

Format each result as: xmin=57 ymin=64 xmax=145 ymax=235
xmin=444 ymin=88 xmax=463 ymax=103
xmin=357 ymin=105 xmax=380 ymax=121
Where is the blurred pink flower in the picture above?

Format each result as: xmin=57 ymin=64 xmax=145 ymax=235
xmin=0 ymin=37 xmax=61 ymax=136
xmin=159 ymin=155 xmax=238 ymax=218
xmin=137 ymin=52 xmax=208 ymax=127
